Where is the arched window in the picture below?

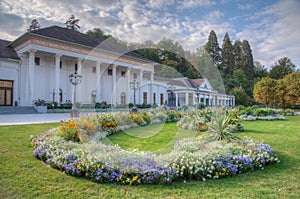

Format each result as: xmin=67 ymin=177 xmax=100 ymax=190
xmin=121 ymin=92 xmax=126 ymax=105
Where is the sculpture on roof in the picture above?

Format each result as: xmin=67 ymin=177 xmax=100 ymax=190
xmin=65 ymin=15 xmax=80 ymax=31
xmin=27 ymin=19 xmax=41 ymax=31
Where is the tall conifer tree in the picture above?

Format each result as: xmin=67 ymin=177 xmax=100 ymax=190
xmin=204 ymin=30 xmax=222 ymax=69
xmin=233 ymin=40 xmax=243 ymax=70
xmin=241 ymin=40 xmax=254 ymax=80
xmin=221 ymin=32 xmax=234 ymax=75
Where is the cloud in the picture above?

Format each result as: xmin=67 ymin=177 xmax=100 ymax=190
xmin=238 ymin=3 xmax=252 ymax=10
xmin=177 ymin=0 xmax=216 ymax=9
xmin=236 ymin=0 xmax=300 ymax=68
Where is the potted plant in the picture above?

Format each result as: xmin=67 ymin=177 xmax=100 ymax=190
xmin=34 ymin=99 xmax=47 ymax=113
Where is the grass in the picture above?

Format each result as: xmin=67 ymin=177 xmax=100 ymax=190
xmin=0 ymin=117 xmax=300 ymax=198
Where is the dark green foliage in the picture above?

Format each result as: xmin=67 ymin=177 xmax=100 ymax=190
xmin=241 ymin=40 xmax=255 ymax=80
xmin=230 ymin=87 xmax=249 ymax=106
xmin=233 ymin=40 xmax=243 ymax=70
xmin=221 ymin=33 xmax=234 ymax=75
xmin=204 ymin=30 xmax=222 ymax=68
xmin=269 ymin=57 xmax=295 ymax=79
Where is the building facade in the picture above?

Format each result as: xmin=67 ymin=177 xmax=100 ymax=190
xmin=0 ymin=25 xmax=235 ymax=108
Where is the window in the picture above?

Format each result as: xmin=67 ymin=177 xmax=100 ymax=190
xmin=121 ymin=71 xmax=126 ymax=77
xmin=121 ymin=92 xmax=126 ymax=105
xmin=143 ymin=92 xmax=147 ymax=104
xmin=35 ymin=57 xmax=40 ymax=65
xmin=75 ymin=63 xmax=78 ymax=72
xmin=92 ymin=66 xmax=96 ymax=73
xmin=60 ymin=61 xmax=62 ymax=69
xmin=108 ymin=69 xmax=112 ymax=76
xmin=153 ymin=93 xmax=156 ymax=104
xmin=133 ymin=73 xmax=137 ymax=79
xmin=160 ymin=93 xmax=164 ymax=105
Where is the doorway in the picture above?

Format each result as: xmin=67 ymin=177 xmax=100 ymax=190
xmin=0 ymin=80 xmax=13 ymax=106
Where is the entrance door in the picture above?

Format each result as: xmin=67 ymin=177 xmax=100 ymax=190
xmin=0 ymin=80 xmax=13 ymax=106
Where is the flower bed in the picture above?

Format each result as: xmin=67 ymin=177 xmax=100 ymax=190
xmin=32 ymin=109 xmax=280 ymax=185
xmin=32 ymin=130 xmax=279 ymax=185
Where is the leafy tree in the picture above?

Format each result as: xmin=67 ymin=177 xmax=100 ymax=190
xmin=241 ymin=40 xmax=255 ymax=80
xmin=221 ymin=33 xmax=234 ymax=75
xmin=269 ymin=57 xmax=295 ymax=79
xmin=283 ymin=72 xmax=300 ymax=106
xmin=231 ymin=86 xmax=249 ymax=106
xmin=86 ymin=28 xmax=112 ymax=40
xmin=274 ymin=79 xmax=287 ymax=108
xmin=204 ymin=30 xmax=222 ymax=69
xmin=254 ymin=61 xmax=269 ymax=79
xmin=253 ymin=77 xmax=277 ymax=107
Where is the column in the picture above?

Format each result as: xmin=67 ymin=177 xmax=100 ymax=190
xmin=175 ymin=93 xmax=178 ymax=107
xmin=139 ymin=70 xmax=143 ymax=104
xmin=127 ymin=68 xmax=131 ymax=104
xmin=55 ymin=54 xmax=61 ymax=104
xmin=28 ymin=50 xmax=36 ymax=105
xmin=150 ymin=72 xmax=154 ymax=104
xmin=112 ymin=65 xmax=117 ymax=106
xmin=77 ymin=58 xmax=82 ymax=102
xmin=203 ymin=94 xmax=206 ymax=106
xmin=185 ymin=92 xmax=189 ymax=106
xmin=96 ymin=62 xmax=101 ymax=102
xmin=232 ymin=96 xmax=235 ymax=107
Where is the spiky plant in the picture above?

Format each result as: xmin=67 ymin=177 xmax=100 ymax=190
xmin=205 ymin=112 xmax=241 ymax=143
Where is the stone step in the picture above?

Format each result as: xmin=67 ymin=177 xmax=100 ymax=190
xmin=0 ymin=106 xmax=37 ymax=114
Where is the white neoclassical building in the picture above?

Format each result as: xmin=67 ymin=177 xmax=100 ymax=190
xmin=0 ymin=25 xmax=235 ymax=108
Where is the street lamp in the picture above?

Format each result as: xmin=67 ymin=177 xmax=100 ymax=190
xmin=69 ymin=72 xmax=82 ymax=117
xmin=129 ymin=79 xmax=139 ymax=113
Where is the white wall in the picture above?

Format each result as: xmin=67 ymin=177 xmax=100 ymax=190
xmin=0 ymin=59 xmax=20 ymax=106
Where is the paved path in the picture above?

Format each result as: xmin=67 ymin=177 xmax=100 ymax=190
xmin=0 ymin=113 xmax=71 ymax=126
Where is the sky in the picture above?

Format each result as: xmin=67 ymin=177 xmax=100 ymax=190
xmin=0 ymin=0 xmax=299 ymax=69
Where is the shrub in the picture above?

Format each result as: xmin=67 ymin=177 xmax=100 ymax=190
xmin=205 ymin=113 xmax=241 ymax=143
xmin=132 ymin=111 xmax=151 ymax=126
xmin=128 ymin=103 xmax=134 ymax=109
xmin=165 ymin=110 xmax=182 ymax=122
xmin=56 ymin=120 xmax=81 ymax=142
xmin=254 ymin=108 xmax=275 ymax=116
xmin=97 ymin=114 xmax=118 ymax=135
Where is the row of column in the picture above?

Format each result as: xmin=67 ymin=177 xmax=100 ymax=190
xmin=170 ymin=91 xmax=235 ymax=107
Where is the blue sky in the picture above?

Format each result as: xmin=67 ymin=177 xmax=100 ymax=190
xmin=0 ymin=0 xmax=299 ymax=69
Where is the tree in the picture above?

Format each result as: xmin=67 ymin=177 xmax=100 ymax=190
xmin=204 ymin=30 xmax=221 ymax=69
xmin=269 ymin=57 xmax=295 ymax=79
xmin=253 ymin=77 xmax=277 ymax=107
xmin=254 ymin=61 xmax=269 ymax=80
xmin=221 ymin=33 xmax=234 ymax=75
xmin=231 ymin=86 xmax=249 ymax=106
xmin=86 ymin=28 xmax=112 ymax=40
xmin=274 ymin=79 xmax=287 ymax=108
xmin=283 ymin=72 xmax=300 ymax=106
xmin=241 ymin=40 xmax=255 ymax=80
xmin=233 ymin=40 xmax=243 ymax=70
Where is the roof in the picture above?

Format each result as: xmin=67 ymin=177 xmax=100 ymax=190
xmin=0 ymin=39 xmax=20 ymax=60
xmin=190 ymin=79 xmax=205 ymax=87
xmin=9 ymin=26 xmax=150 ymax=62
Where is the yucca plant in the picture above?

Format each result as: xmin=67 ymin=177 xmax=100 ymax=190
xmin=205 ymin=112 xmax=241 ymax=143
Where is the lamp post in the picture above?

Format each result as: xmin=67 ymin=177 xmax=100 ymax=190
xmin=69 ymin=72 xmax=82 ymax=117
xmin=129 ymin=79 xmax=139 ymax=113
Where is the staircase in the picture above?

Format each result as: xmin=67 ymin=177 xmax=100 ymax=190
xmin=0 ymin=106 xmax=37 ymax=114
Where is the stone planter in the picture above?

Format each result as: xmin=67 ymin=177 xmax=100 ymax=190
xmin=34 ymin=105 xmax=48 ymax=113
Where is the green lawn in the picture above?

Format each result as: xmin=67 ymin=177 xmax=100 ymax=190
xmin=0 ymin=117 xmax=300 ymax=198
